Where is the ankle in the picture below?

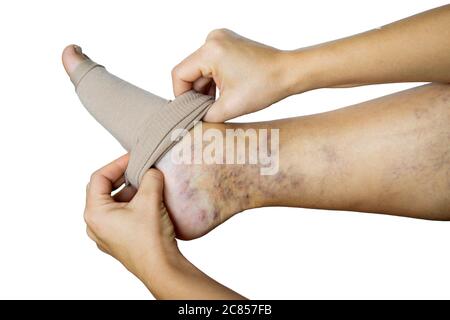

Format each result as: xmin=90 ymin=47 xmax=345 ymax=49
xmin=192 ymin=121 xmax=278 ymax=212
xmin=155 ymin=121 xmax=278 ymax=239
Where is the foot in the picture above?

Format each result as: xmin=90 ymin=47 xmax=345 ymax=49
xmin=62 ymin=45 xmax=265 ymax=239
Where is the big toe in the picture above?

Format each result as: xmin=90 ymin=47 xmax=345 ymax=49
xmin=62 ymin=44 xmax=90 ymax=77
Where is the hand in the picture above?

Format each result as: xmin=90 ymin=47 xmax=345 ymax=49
xmin=84 ymin=154 xmax=178 ymax=280
xmin=172 ymin=29 xmax=302 ymax=122
xmin=84 ymin=154 xmax=245 ymax=299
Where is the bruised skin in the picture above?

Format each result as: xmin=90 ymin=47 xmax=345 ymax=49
xmin=157 ymin=84 xmax=450 ymax=240
xmin=156 ymin=122 xmax=278 ymax=240
xmin=157 ymin=154 xmax=232 ymax=240
xmin=62 ymin=45 xmax=284 ymax=240
xmin=64 ymin=45 xmax=450 ymax=241
xmin=156 ymin=153 xmax=222 ymax=240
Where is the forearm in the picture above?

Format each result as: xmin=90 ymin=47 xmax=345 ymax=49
xmin=140 ymin=250 xmax=245 ymax=300
xmin=285 ymin=4 xmax=450 ymax=94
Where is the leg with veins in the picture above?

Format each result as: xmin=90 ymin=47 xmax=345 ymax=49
xmin=63 ymin=45 xmax=450 ymax=240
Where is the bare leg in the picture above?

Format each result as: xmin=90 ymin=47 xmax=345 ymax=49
xmin=63 ymin=48 xmax=450 ymax=240
xmin=158 ymin=83 xmax=450 ymax=238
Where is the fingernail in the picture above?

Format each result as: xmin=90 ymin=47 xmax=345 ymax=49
xmin=73 ymin=45 xmax=82 ymax=55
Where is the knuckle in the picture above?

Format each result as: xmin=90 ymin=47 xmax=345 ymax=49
xmin=83 ymin=210 xmax=91 ymax=225
xmin=171 ymin=65 xmax=181 ymax=78
xmin=144 ymin=169 xmax=164 ymax=181
xmin=85 ymin=226 xmax=94 ymax=240
xmin=206 ymin=28 xmax=230 ymax=40
xmin=89 ymin=170 xmax=99 ymax=182
xmin=141 ymin=169 xmax=164 ymax=187
xmin=83 ymin=209 xmax=98 ymax=229
xmin=204 ymin=39 xmax=226 ymax=57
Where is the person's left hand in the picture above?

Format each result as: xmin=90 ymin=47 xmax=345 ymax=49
xmin=84 ymin=154 xmax=179 ymax=278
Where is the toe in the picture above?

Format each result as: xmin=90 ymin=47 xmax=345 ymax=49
xmin=62 ymin=44 xmax=90 ymax=76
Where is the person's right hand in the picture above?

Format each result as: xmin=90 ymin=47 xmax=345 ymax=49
xmin=172 ymin=29 xmax=304 ymax=122
xmin=84 ymin=155 xmax=178 ymax=280
xmin=84 ymin=155 xmax=245 ymax=300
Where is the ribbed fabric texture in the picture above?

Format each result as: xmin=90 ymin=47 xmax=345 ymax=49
xmin=71 ymin=59 xmax=213 ymax=187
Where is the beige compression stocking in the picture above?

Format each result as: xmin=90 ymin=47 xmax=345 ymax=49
xmin=70 ymin=59 xmax=213 ymax=187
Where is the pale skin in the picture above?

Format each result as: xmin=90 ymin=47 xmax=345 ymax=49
xmin=85 ymin=157 xmax=245 ymax=299
xmin=172 ymin=4 xmax=450 ymax=122
xmin=63 ymin=4 xmax=450 ymax=298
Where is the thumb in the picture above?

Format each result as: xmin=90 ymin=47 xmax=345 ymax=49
xmin=133 ymin=169 xmax=164 ymax=206
xmin=203 ymin=95 xmax=233 ymax=122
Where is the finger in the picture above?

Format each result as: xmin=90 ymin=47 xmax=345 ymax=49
xmin=203 ymin=96 xmax=233 ymax=122
xmin=88 ymin=154 xmax=129 ymax=201
xmin=113 ymin=185 xmax=137 ymax=202
xmin=172 ymin=48 xmax=206 ymax=97
xmin=192 ymin=76 xmax=213 ymax=94
xmin=132 ymin=169 xmax=164 ymax=206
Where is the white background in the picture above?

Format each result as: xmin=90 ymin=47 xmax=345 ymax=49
xmin=0 ymin=0 xmax=448 ymax=299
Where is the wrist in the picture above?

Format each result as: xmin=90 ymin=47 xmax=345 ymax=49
xmin=137 ymin=243 xmax=183 ymax=285
xmin=138 ymin=247 xmax=195 ymax=299
xmin=280 ymin=46 xmax=334 ymax=95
